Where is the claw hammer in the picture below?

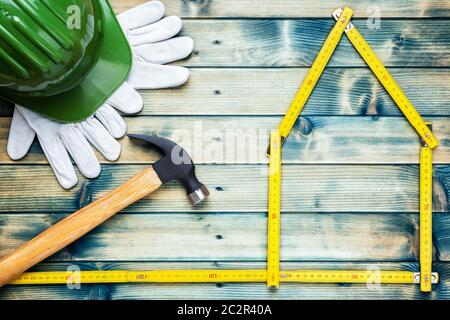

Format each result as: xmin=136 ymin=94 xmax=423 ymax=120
xmin=0 ymin=134 xmax=209 ymax=286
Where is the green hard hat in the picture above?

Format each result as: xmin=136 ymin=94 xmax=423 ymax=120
xmin=0 ymin=0 xmax=132 ymax=122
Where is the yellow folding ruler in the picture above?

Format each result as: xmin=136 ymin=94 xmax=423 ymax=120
xmin=11 ymin=269 xmax=437 ymax=285
xmin=332 ymin=8 xmax=438 ymax=149
xmin=10 ymin=126 xmax=439 ymax=288
xmin=267 ymin=130 xmax=282 ymax=287
xmin=8 ymin=128 xmax=433 ymax=288
xmin=268 ymin=6 xmax=354 ymax=153
xmin=420 ymin=123 xmax=434 ymax=292
xmin=272 ymin=7 xmax=438 ymax=152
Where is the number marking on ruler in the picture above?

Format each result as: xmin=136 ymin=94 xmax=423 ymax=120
xmin=420 ymin=123 xmax=434 ymax=292
xmin=332 ymin=8 xmax=438 ymax=149
xmin=282 ymin=270 xmax=416 ymax=284
xmin=10 ymin=270 xmax=438 ymax=285
xmin=267 ymin=130 xmax=282 ymax=288
xmin=268 ymin=7 xmax=353 ymax=154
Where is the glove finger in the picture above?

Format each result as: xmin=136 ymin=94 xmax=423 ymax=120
xmin=127 ymin=16 xmax=182 ymax=46
xmin=128 ymin=61 xmax=190 ymax=89
xmin=58 ymin=124 xmax=101 ymax=179
xmin=78 ymin=117 xmax=122 ymax=162
xmin=95 ymin=104 xmax=127 ymax=139
xmin=107 ymin=82 xmax=143 ymax=114
xmin=134 ymin=36 xmax=194 ymax=65
xmin=14 ymin=106 xmax=78 ymax=189
xmin=117 ymin=1 xmax=165 ymax=32
xmin=38 ymin=127 xmax=78 ymax=189
xmin=7 ymin=107 xmax=36 ymax=160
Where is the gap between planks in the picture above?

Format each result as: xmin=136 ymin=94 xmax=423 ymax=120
xmin=0 ymin=213 xmax=449 ymax=262
xmin=111 ymin=0 xmax=450 ymax=18
xmin=0 ymin=116 xmax=448 ymax=164
xmin=0 ymin=165 xmax=447 ymax=213
xmin=1 ymin=68 xmax=449 ymax=117
xmin=0 ymin=263 xmax=449 ymax=300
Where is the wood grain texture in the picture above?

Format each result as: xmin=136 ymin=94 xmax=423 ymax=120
xmin=1 ymin=213 xmax=449 ymax=262
xmin=136 ymin=68 xmax=450 ymax=116
xmin=1 ymin=116 xmax=448 ymax=164
xmin=0 ymin=165 xmax=447 ymax=213
xmin=0 ymin=168 xmax=162 ymax=287
xmin=0 ymin=262 xmax=447 ymax=300
xmin=0 ymin=0 xmax=449 ymax=300
xmin=0 ymin=262 xmax=448 ymax=300
xmin=111 ymin=0 xmax=450 ymax=18
xmin=2 ymin=68 xmax=449 ymax=117
xmin=176 ymin=19 xmax=450 ymax=67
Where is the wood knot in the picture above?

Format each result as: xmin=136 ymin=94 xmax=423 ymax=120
xmin=88 ymin=285 xmax=110 ymax=300
xmin=394 ymin=34 xmax=405 ymax=47
xmin=359 ymin=93 xmax=384 ymax=116
xmin=76 ymin=183 xmax=93 ymax=209
xmin=184 ymin=0 xmax=213 ymax=16
xmin=299 ymin=117 xmax=314 ymax=136
xmin=433 ymin=172 xmax=449 ymax=212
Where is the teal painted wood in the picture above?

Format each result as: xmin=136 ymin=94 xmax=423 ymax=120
xmin=178 ymin=19 xmax=450 ymax=67
xmin=0 ymin=165 xmax=447 ymax=213
xmin=136 ymin=68 xmax=450 ymax=116
xmin=113 ymin=0 xmax=450 ymax=18
xmin=1 ymin=117 xmax=449 ymax=164
xmin=1 ymin=68 xmax=449 ymax=117
xmin=1 ymin=213 xmax=449 ymax=262
xmin=0 ymin=0 xmax=449 ymax=301
xmin=163 ymin=0 xmax=450 ymax=18
xmin=1 ymin=262 xmax=449 ymax=300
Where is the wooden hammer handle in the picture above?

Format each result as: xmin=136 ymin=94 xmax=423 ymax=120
xmin=0 ymin=167 xmax=162 ymax=287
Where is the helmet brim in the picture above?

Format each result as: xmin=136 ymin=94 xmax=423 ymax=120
xmin=9 ymin=0 xmax=132 ymax=123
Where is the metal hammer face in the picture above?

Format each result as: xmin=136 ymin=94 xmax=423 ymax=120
xmin=128 ymin=134 xmax=210 ymax=205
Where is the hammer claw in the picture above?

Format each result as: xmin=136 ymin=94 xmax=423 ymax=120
xmin=128 ymin=134 xmax=178 ymax=155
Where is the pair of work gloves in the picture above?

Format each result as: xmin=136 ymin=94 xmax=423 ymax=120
xmin=7 ymin=1 xmax=194 ymax=189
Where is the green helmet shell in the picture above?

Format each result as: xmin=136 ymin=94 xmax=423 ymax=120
xmin=0 ymin=0 xmax=132 ymax=122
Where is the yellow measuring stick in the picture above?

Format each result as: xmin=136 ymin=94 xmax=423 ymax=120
xmin=420 ymin=123 xmax=434 ymax=292
xmin=10 ymin=269 xmax=438 ymax=285
xmin=267 ymin=130 xmax=282 ymax=288
xmin=269 ymin=7 xmax=353 ymax=153
xmin=281 ymin=270 xmax=436 ymax=284
xmin=332 ymin=8 xmax=438 ymax=149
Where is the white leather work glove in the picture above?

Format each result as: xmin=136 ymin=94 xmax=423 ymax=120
xmin=7 ymin=1 xmax=194 ymax=189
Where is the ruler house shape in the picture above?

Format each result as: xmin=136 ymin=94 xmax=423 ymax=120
xmin=10 ymin=7 xmax=438 ymax=293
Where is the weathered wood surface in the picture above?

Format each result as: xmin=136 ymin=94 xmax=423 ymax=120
xmin=1 ymin=68 xmax=449 ymax=117
xmin=0 ymin=117 xmax=448 ymax=164
xmin=1 ymin=213 xmax=450 ymax=262
xmin=176 ymin=20 xmax=450 ymax=67
xmin=0 ymin=165 xmax=447 ymax=213
xmin=112 ymin=0 xmax=450 ymax=18
xmin=0 ymin=0 xmax=449 ymax=300
xmin=1 ymin=262 xmax=449 ymax=300
xmin=127 ymin=68 xmax=450 ymax=116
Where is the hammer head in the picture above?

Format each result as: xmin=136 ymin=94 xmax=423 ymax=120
xmin=128 ymin=134 xmax=210 ymax=205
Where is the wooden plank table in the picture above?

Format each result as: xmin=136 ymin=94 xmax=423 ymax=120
xmin=0 ymin=0 xmax=449 ymax=300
